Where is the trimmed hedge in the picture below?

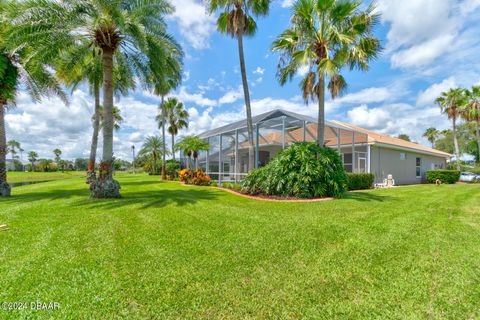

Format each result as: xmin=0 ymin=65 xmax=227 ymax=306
xmin=426 ymin=170 xmax=460 ymax=184
xmin=241 ymin=142 xmax=347 ymax=198
xmin=346 ymin=173 xmax=375 ymax=190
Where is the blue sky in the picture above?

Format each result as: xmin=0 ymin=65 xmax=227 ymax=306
xmin=6 ymin=0 xmax=480 ymax=160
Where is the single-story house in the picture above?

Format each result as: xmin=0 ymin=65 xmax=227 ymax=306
xmin=195 ymin=109 xmax=451 ymax=185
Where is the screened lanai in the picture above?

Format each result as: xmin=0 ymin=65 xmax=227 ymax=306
xmin=196 ymin=109 xmax=369 ymax=182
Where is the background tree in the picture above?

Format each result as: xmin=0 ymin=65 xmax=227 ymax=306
xmin=208 ymin=0 xmax=271 ymax=171
xmin=28 ymin=151 xmax=38 ymax=171
xmin=157 ymin=98 xmax=189 ymax=163
xmin=138 ymin=136 xmax=167 ymax=175
xmin=97 ymin=106 xmax=124 ymax=131
xmin=38 ymin=159 xmax=52 ymax=172
xmin=435 ymin=88 xmax=465 ymax=170
xmin=462 ymin=86 xmax=480 ymax=163
xmin=423 ymin=128 xmax=439 ymax=148
xmin=397 ymin=134 xmax=411 ymax=142
xmin=7 ymin=140 xmax=20 ymax=163
xmin=53 ymin=148 xmax=62 ymax=164
xmin=175 ymin=135 xmax=210 ymax=169
xmin=272 ymin=0 xmax=381 ymax=146
xmin=9 ymin=0 xmax=183 ymax=197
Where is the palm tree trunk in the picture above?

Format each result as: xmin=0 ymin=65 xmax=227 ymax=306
xmin=0 ymin=104 xmax=11 ymax=196
xmin=317 ymin=74 xmax=326 ymax=146
xmin=237 ymin=31 xmax=255 ymax=171
xmin=475 ymin=117 xmax=480 ymax=163
xmin=153 ymin=154 xmax=157 ymax=175
xmin=171 ymin=134 xmax=175 ymax=162
xmin=91 ymin=47 xmax=120 ymax=198
xmin=87 ymin=84 xmax=101 ymax=183
xmin=452 ymin=117 xmax=461 ymax=170
xmin=161 ymin=95 xmax=167 ymax=180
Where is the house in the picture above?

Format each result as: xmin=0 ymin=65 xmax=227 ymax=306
xmin=196 ymin=109 xmax=451 ymax=185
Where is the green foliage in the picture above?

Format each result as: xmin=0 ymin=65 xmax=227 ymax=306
xmin=241 ymin=143 xmax=347 ymax=198
xmin=426 ymin=170 xmax=461 ymax=184
xmin=221 ymin=182 xmax=242 ymax=192
xmin=397 ymin=134 xmax=411 ymax=142
xmin=74 ymin=158 xmax=88 ymax=171
xmin=0 ymin=53 xmax=18 ymax=104
xmin=346 ymin=173 xmax=375 ymax=191
xmin=165 ymin=160 xmax=180 ymax=179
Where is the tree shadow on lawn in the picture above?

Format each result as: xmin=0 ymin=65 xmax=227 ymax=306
xmin=344 ymin=191 xmax=395 ymax=202
xmin=1 ymin=184 xmax=220 ymax=210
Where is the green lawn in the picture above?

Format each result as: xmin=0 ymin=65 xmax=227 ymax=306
xmin=0 ymin=175 xmax=479 ymax=319
xmin=6 ymin=171 xmax=86 ymax=184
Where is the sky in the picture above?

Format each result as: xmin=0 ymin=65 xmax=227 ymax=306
xmin=6 ymin=0 xmax=480 ymax=161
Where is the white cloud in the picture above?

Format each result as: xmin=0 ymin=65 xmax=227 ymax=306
xmin=297 ymin=65 xmax=309 ymax=77
xmin=347 ymin=104 xmax=391 ymax=129
xmin=253 ymin=67 xmax=265 ymax=75
xmin=281 ymin=0 xmax=294 ymax=8
xmin=170 ymin=0 xmax=215 ymax=49
xmin=218 ymin=86 xmax=243 ymax=104
xmin=336 ymin=87 xmax=394 ymax=105
xmin=177 ymin=86 xmax=217 ymax=107
xmin=416 ymin=78 xmax=456 ymax=106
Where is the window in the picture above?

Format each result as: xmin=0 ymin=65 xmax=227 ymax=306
xmin=342 ymin=153 xmax=353 ymax=172
xmin=400 ymin=152 xmax=406 ymax=160
xmin=416 ymin=157 xmax=421 ymax=178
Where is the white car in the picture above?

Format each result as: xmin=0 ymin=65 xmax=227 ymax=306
xmin=460 ymin=172 xmax=480 ymax=183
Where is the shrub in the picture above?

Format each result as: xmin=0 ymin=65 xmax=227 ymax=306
xmin=346 ymin=173 xmax=375 ymax=190
xmin=241 ymin=142 xmax=347 ymax=198
xmin=426 ymin=170 xmax=460 ymax=184
xmin=178 ymin=169 xmax=211 ymax=186
xmin=221 ymin=182 xmax=242 ymax=192
xmin=165 ymin=160 xmax=180 ymax=180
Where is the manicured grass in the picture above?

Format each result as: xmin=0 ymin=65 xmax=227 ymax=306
xmin=6 ymin=171 xmax=86 ymax=184
xmin=0 ymin=175 xmax=479 ymax=319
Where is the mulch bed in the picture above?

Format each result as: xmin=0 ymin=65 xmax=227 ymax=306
xmin=180 ymin=182 xmax=334 ymax=202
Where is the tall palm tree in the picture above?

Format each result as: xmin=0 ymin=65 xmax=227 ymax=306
xmin=272 ymin=0 xmax=381 ymax=146
xmin=423 ymin=127 xmax=440 ymax=148
xmin=435 ymin=88 xmax=465 ymax=170
xmin=53 ymin=148 xmax=62 ymax=171
xmin=156 ymin=98 xmax=189 ymax=163
xmin=207 ymin=0 xmax=271 ymax=171
xmin=7 ymin=140 xmax=20 ymax=163
xmin=56 ymin=44 xmax=134 ymax=182
xmin=175 ymin=135 xmax=210 ymax=169
xmin=28 ymin=151 xmax=38 ymax=171
xmin=97 ymin=106 xmax=124 ymax=131
xmin=462 ymin=86 xmax=480 ymax=163
xmin=8 ymin=0 xmax=183 ymax=198
xmin=138 ymin=136 xmax=167 ymax=175
xmin=152 ymin=59 xmax=183 ymax=181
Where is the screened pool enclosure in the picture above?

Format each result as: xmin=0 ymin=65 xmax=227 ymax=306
xmin=193 ymin=109 xmax=369 ymax=182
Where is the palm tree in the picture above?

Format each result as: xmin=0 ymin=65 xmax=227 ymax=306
xmin=7 ymin=140 xmax=20 ymax=163
xmin=38 ymin=159 xmax=51 ymax=172
xmin=156 ymin=98 xmax=189 ymax=164
xmin=152 ymin=71 xmax=183 ymax=180
xmin=462 ymin=86 xmax=480 ymax=163
xmin=8 ymin=0 xmax=183 ymax=198
xmin=56 ymin=44 xmax=134 ymax=182
xmin=138 ymin=136 xmax=168 ymax=175
xmin=272 ymin=0 xmax=381 ymax=146
xmin=435 ymin=88 xmax=465 ymax=170
xmin=28 ymin=151 xmax=38 ymax=171
xmin=175 ymin=135 xmax=210 ymax=169
xmin=53 ymin=148 xmax=62 ymax=171
xmin=207 ymin=0 xmax=271 ymax=171
xmin=96 ymin=106 xmax=124 ymax=131
xmin=423 ymin=128 xmax=440 ymax=148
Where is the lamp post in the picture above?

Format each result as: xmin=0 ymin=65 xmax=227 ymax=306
xmin=131 ymin=145 xmax=136 ymax=174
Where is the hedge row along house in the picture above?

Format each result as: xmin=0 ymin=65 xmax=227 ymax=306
xmin=193 ymin=110 xmax=451 ymax=185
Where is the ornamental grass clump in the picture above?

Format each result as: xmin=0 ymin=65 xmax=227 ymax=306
xmin=241 ymin=142 xmax=347 ymax=198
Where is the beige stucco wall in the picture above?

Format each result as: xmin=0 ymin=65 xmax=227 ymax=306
xmin=370 ymin=145 xmax=447 ymax=185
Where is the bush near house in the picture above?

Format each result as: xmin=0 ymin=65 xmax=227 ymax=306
xmin=241 ymin=142 xmax=347 ymax=198
xmin=426 ymin=170 xmax=461 ymax=184
xmin=178 ymin=169 xmax=211 ymax=186
xmin=346 ymin=173 xmax=375 ymax=190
